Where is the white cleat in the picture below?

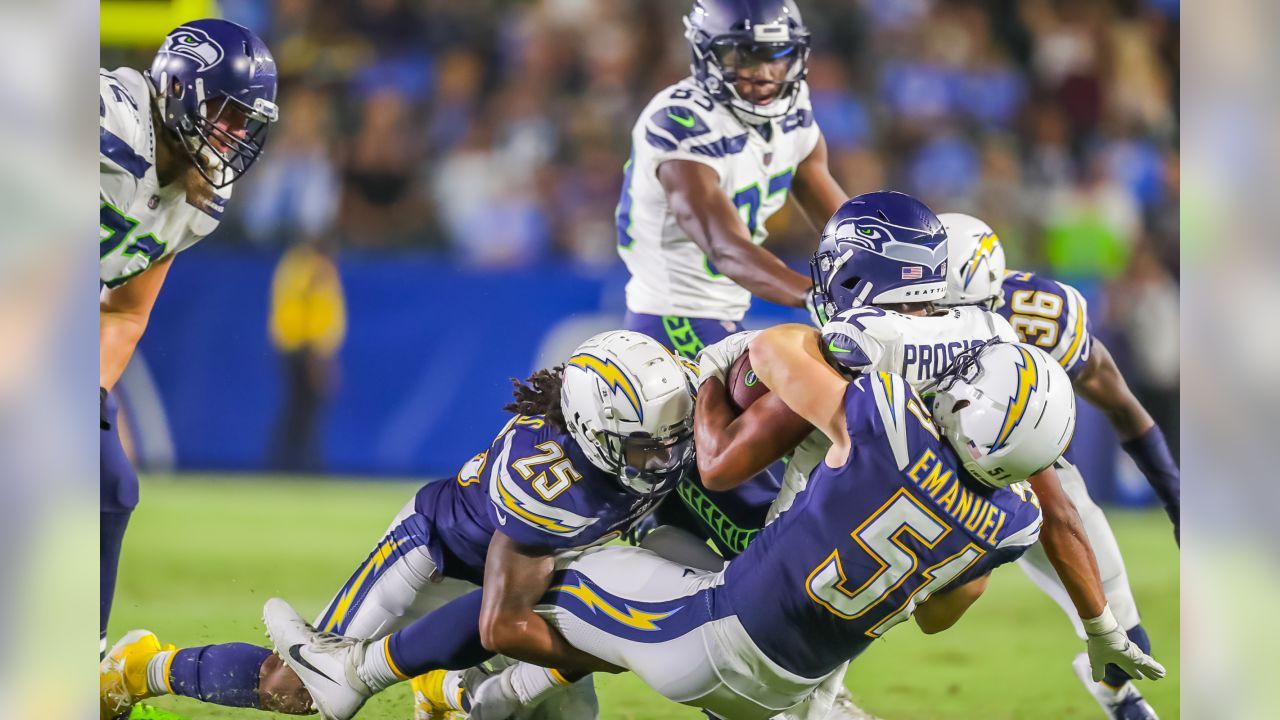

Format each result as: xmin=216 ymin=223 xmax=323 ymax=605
xmin=1072 ymin=652 xmax=1159 ymax=720
xmin=263 ymin=597 xmax=372 ymax=720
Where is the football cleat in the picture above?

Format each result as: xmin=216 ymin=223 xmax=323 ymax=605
xmin=100 ymin=630 xmax=174 ymax=720
xmin=412 ymin=670 xmax=459 ymax=720
xmin=1072 ymin=652 xmax=1159 ymax=720
xmin=263 ymin=598 xmax=372 ymax=720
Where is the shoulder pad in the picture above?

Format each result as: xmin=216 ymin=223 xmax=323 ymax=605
xmin=487 ymin=428 xmax=599 ymax=543
xmin=823 ymin=307 xmax=891 ymax=374
xmin=640 ymin=83 xmax=748 ymax=161
xmin=779 ymin=81 xmax=818 ymax=136
xmin=100 ymin=68 xmax=154 ymax=181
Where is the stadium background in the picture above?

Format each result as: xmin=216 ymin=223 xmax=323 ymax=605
xmin=101 ymin=1 xmax=1180 ymax=718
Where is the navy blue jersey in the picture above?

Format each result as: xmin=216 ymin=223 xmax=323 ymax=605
xmin=416 ymin=415 xmax=659 ymax=583
xmin=997 ymin=271 xmax=1093 ymax=379
xmin=717 ymin=373 xmax=1043 ymax=679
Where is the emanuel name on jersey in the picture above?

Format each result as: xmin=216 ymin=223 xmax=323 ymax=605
xmin=617 ymin=77 xmax=821 ymax=321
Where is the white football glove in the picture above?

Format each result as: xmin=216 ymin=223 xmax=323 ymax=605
xmin=1082 ymin=605 xmax=1166 ymax=682
xmin=695 ymin=331 xmax=759 ymax=388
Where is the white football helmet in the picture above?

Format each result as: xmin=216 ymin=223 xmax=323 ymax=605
xmin=938 ymin=212 xmax=1006 ymax=309
xmin=928 ymin=340 xmax=1075 ymax=488
xmin=560 ymin=331 xmax=696 ymax=496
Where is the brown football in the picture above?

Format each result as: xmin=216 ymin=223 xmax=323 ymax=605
xmin=726 ymin=350 xmax=771 ymax=413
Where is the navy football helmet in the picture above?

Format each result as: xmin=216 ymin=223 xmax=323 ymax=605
xmin=684 ymin=0 xmax=810 ymax=124
xmin=148 ymin=19 xmax=279 ymax=188
xmin=810 ymin=191 xmax=949 ymax=317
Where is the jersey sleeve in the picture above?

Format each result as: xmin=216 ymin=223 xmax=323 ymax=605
xmin=485 ymin=426 xmax=601 ymax=550
xmin=636 ymin=88 xmax=743 ymax=179
xmin=99 ymin=70 xmax=149 ymax=209
xmin=1053 ymin=281 xmax=1093 ymax=378
xmin=821 ymin=307 xmax=890 ymax=376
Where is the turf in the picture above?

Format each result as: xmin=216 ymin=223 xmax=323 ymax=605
xmin=111 ymin=475 xmax=1179 ymax=719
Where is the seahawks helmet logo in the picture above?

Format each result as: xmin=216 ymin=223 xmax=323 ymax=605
xmin=832 ymin=217 xmax=948 ymax=272
xmin=160 ymin=27 xmax=224 ymax=71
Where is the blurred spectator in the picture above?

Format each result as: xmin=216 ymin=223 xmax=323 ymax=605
xmin=1044 ymin=154 xmax=1142 ymax=279
xmin=98 ymin=0 xmax=1177 ymax=398
xmin=1107 ymin=240 xmax=1180 ymax=455
xmin=240 ymin=87 xmax=340 ymax=247
xmin=268 ymin=240 xmax=347 ymax=472
xmin=341 ymin=90 xmax=430 ymax=247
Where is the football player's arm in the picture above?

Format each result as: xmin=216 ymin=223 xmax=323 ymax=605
xmin=1072 ymin=340 xmax=1179 ymax=536
xmin=478 ymin=532 xmax=622 ymax=674
xmin=748 ymin=324 xmax=851 ymax=464
xmin=913 ymin=574 xmax=990 ymax=634
xmin=658 ymin=160 xmax=811 ymax=308
xmin=99 ymin=254 xmax=173 ymax=390
xmin=1029 ymin=468 xmax=1164 ymax=680
xmin=1028 ymin=466 xmax=1105 ymax=618
xmin=695 ymin=378 xmax=813 ymax=490
xmin=788 ymin=133 xmax=847 ymax=231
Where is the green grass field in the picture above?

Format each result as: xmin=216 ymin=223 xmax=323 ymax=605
xmin=111 ymin=475 xmax=1179 ymax=720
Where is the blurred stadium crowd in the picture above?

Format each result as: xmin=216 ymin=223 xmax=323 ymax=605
xmin=101 ymin=0 xmax=1180 ymax=452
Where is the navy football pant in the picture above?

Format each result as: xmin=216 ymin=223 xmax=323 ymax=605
xmin=101 ymin=390 xmax=139 ymax=650
xmin=623 ymin=312 xmax=782 ymax=559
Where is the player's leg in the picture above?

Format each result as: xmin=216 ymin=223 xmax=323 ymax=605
xmin=1017 ymin=460 xmax=1156 ymax=718
xmin=103 ymin=493 xmax=447 ymax=716
xmin=623 ymin=312 xmax=741 ymax=361
xmin=530 ymin=545 xmax=820 ymax=719
xmin=100 ymin=390 xmax=138 ymax=658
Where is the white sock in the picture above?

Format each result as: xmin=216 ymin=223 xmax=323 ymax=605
xmin=146 ymin=650 xmax=175 ymax=696
xmin=507 ymin=662 xmax=571 ymax=705
xmin=357 ymin=638 xmax=406 ymax=693
xmin=438 ymin=670 xmax=469 ymax=711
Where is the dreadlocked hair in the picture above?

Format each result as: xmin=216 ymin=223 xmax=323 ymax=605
xmin=504 ymin=365 xmax=567 ymax=431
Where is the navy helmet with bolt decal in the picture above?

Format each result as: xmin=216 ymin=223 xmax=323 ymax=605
xmin=148 ymin=19 xmax=279 ymax=188
xmin=810 ymin=191 xmax=949 ymax=318
xmin=684 ymin=0 xmax=811 ymax=125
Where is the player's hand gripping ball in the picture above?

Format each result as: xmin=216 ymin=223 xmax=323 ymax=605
xmin=725 ymin=350 xmax=771 ymax=413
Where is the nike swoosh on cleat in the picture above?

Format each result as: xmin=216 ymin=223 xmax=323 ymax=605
xmin=828 ymin=340 xmax=850 ymax=354
xmin=667 ymin=111 xmax=696 ymax=128
xmin=289 ymin=644 xmax=338 ymax=685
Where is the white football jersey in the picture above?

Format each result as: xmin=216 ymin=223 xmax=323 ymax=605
xmin=100 ymin=67 xmax=231 ymax=288
xmin=767 ymin=306 xmax=1018 ymax=522
xmin=617 ymin=78 xmax=822 ymax=321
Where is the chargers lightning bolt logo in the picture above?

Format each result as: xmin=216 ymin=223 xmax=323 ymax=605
xmin=990 ymin=346 xmax=1039 ymax=453
xmin=961 ymin=232 xmax=1001 ymax=289
xmin=567 ymin=354 xmax=644 ymax=421
xmin=552 ymin=579 xmax=678 ymax=631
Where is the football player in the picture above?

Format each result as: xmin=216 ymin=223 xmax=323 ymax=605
xmin=935 ymin=212 xmax=1179 ymax=719
xmin=100 ymin=332 xmax=696 ymax=720
xmin=261 ymin=337 xmax=1161 ymax=720
xmin=100 ymin=19 xmax=279 ymax=657
xmin=690 ymin=192 xmax=1166 ymax=719
xmin=618 ymin=0 xmax=847 ymax=626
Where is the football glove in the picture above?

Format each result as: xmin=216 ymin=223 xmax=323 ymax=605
xmin=100 ymin=387 xmax=111 ymax=431
xmin=1082 ymin=604 xmax=1166 ymax=682
xmin=695 ymin=331 xmax=759 ymax=388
